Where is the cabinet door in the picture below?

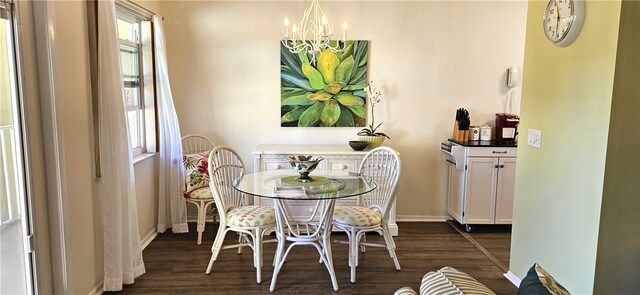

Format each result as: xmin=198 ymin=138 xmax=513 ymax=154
xmin=464 ymin=157 xmax=498 ymax=224
xmin=447 ymin=164 xmax=465 ymax=223
xmin=495 ymin=158 xmax=516 ymax=224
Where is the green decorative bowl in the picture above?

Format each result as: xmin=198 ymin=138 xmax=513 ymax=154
xmin=357 ymin=135 xmax=385 ymax=149
xmin=349 ymin=140 xmax=369 ymax=151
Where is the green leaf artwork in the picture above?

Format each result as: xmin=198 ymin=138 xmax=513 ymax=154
xmin=281 ymin=41 xmax=368 ymax=127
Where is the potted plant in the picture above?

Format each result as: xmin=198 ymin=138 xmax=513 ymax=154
xmin=357 ymin=82 xmax=390 ymax=149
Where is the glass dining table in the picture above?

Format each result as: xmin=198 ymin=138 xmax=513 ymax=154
xmin=233 ymin=169 xmax=376 ymax=292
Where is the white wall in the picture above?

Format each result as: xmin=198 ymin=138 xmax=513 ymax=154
xmin=160 ymin=0 xmax=528 ymax=219
xmin=134 ymin=156 xmax=159 ymax=240
xmin=42 ymin=2 xmax=100 ymax=293
xmin=25 ymin=0 xmax=161 ymax=293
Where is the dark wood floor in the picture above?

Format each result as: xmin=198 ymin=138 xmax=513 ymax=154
xmin=447 ymin=221 xmax=513 ymax=269
xmin=461 ymin=223 xmax=512 ymax=269
xmin=113 ymin=222 xmax=516 ymax=294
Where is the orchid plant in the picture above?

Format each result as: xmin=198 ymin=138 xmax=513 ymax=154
xmin=357 ymin=81 xmax=390 ymax=139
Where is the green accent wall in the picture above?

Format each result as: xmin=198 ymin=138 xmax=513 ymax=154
xmin=594 ymin=1 xmax=640 ymax=293
xmin=510 ymin=0 xmax=621 ymax=293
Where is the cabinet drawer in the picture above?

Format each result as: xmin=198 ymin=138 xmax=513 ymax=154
xmin=326 ymin=159 xmax=359 ymax=172
xmin=263 ymin=160 xmax=290 ymax=171
xmin=467 ymin=147 xmax=517 ymax=158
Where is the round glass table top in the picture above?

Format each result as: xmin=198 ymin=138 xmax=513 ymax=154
xmin=233 ymin=170 xmax=376 ymax=200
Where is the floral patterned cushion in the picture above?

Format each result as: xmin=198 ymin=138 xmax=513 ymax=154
xmin=227 ymin=206 xmax=276 ymax=227
xmin=186 ymin=187 xmax=213 ymax=200
xmin=183 ymin=151 xmax=211 ymax=196
xmin=332 ymin=206 xmax=382 ymax=226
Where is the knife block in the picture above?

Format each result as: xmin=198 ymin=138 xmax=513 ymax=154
xmin=452 ymin=121 xmax=469 ymax=141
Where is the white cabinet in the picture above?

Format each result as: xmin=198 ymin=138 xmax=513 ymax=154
xmin=252 ymin=144 xmax=398 ymax=236
xmin=444 ymin=142 xmax=516 ymax=232
xmin=494 ymin=157 xmax=516 ymax=224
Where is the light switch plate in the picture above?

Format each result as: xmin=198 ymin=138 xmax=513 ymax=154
xmin=527 ymin=129 xmax=542 ymax=148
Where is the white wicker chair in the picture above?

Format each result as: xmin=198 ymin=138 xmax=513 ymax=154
xmin=205 ymin=145 xmax=277 ymax=284
xmin=332 ymin=146 xmax=402 ymax=283
xmin=182 ymin=134 xmax=215 ymax=245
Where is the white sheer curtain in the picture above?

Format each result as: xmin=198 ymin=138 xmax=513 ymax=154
xmin=97 ymin=0 xmax=145 ymax=291
xmin=154 ymin=15 xmax=189 ymax=233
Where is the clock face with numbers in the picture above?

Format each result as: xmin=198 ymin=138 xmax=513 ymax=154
xmin=543 ymin=0 xmax=585 ymax=47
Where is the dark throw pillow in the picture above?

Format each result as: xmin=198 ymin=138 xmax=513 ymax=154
xmin=518 ymin=264 xmax=552 ymax=295
xmin=518 ymin=263 xmax=571 ymax=295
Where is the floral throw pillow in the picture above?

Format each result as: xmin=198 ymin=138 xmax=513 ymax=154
xmin=518 ymin=263 xmax=571 ymax=295
xmin=183 ymin=151 xmax=210 ymax=197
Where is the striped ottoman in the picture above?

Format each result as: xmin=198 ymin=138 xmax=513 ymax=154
xmin=394 ymin=266 xmax=495 ymax=295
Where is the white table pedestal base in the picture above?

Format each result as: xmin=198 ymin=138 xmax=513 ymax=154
xmin=269 ymin=198 xmax=339 ymax=292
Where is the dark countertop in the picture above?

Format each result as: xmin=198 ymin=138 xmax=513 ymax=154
xmin=448 ymin=139 xmax=518 ymax=147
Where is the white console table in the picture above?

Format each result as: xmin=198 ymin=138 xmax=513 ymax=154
xmin=252 ymin=144 xmax=398 ymax=236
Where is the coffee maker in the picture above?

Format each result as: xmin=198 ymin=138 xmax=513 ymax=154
xmin=495 ymin=113 xmax=519 ymax=144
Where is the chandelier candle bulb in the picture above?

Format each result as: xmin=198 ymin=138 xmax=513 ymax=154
xmin=321 ymin=15 xmax=328 ymax=35
xmin=292 ymin=24 xmax=297 ymax=41
xmin=284 ymin=17 xmax=289 ymax=38
xmin=342 ymin=21 xmax=347 ymax=41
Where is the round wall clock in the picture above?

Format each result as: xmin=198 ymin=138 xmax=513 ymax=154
xmin=543 ymin=0 xmax=585 ymax=47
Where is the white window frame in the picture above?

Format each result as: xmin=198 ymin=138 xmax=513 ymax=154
xmin=115 ymin=4 xmax=156 ymax=158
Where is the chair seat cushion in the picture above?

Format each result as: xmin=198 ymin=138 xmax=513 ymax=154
xmin=227 ymin=206 xmax=276 ymax=227
xmin=332 ymin=206 xmax=382 ymax=226
xmin=185 ymin=187 xmax=214 ymax=200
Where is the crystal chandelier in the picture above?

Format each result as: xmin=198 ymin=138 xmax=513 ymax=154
xmin=282 ymin=0 xmax=347 ymax=65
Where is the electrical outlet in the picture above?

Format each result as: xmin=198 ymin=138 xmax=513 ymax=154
xmin=527 ymin=129 xmax=542 ymax=149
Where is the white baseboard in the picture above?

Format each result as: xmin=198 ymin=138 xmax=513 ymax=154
xmin=504 ymin=271 xmax=521 ymax=287
xmin=89 ymin=227 xmax=158 ymax=295
xmin=396 ymin=215 xmax=449 ymax=222
xmin=140 ymin=227 xmax=158 ymax=250
xmin=186 ymin=213 xmax=215 ymax=223
xmin=88 ymin=280 xmax=103 ymax=295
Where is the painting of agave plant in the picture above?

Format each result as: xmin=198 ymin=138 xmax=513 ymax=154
xmin=281 ymin=40 xmax=368 ymax=127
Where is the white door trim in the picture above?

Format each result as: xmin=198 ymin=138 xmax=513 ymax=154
xmin=30 ymin=2 xmax=72 ymax=294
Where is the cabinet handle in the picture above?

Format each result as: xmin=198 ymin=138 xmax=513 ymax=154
xmin=274 ymin=164 xmax=282 ymax=169
xmin=492 ymin=151 xmax=508 ymax=154
xmin=339 ymin=164 xmax=348 ymax=170
xmin=494 ymin=165 xmax=500 ymax=168
xmin=500 ymin=164 xmax=505 ymax=168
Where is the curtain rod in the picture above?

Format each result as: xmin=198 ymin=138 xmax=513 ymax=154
xmin=121 ymin=0 xmax=164 ymax=20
